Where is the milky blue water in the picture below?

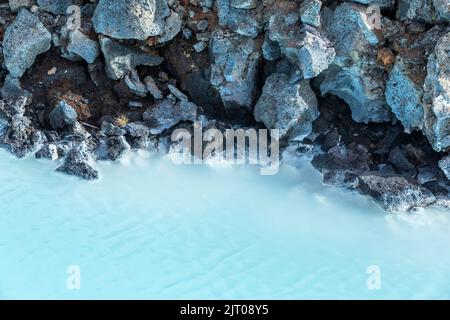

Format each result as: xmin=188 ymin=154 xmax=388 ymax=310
xmin=1 ymin=149 xmax=450 ymax=299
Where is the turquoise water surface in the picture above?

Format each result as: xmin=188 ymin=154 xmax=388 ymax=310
xmin=1 ymin=149 xmax=450 ymax=299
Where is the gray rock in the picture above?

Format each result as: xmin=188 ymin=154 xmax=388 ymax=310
xmin=196 ymin=20 xmax=209 ymax=32
xmin=193 ymin=41 xmax=207 ymax=53
xmin=49 ymin=101 xmax=78 ymax=130
xmin=93 ymin=0 xmax=166 ymax=40
xmin=388 ymin=146 xmax=417 ymax=175
xmin=320 ymin=3 xmax=391 ymax=123
xmin=35 ymin=143 xmax=58 ymax=161
xmin=99 ymin=135 xmax=130 ymax=161
xmin=144 ymin=76 xmax=163 ymax=100
xmin=438 ymin=155 xmax=450 ymax=180
xmin=357 ymin=174 xmax=436 ymax=212
xmin=385 ymin=57 xmax=424 ymax=133
xmin=9 ymin=0 xmax=33 ymax=12
xmin=156 ymin=10 xmax=182 ymax=45
xmin=124 ymin=69 xmax=147 ymax=97
xmin=129 ymin=101 xmax=143 ymax=109
xmin=217 ymin=0 xmax=264 ymax=38
xmin=182 ymin=27 xmax=193 ymax=40
xmin=123 ymin=123 xmax=149 ymax=149
xmin=0 ymin=97 xmax=45 ymax=158
xmin=168 ymin=84 xmax=188 ymax=102
xmin=434 ymin=0 xmax=450 ymax=21
xmin=299 ymin=0 xmax=322 ymax=27
xmin=66 ymin=30 xmax=100 ymax=64
xmin=143 ymin=99 xmax=197 ymax=135
xmin=37 ymin=0 xmax=73 ymax=14
xmin=262 ymin=35 xmax=281 ymax=61
xmin=312 ymin=143 xmax=373 ymax=176
xmin=397 ymin=0 xmax=449 ymax=23
xmin=56 ymin=142 xmax=99 ymax=180
xmin=432 ymin=196 xmax=450 ymax=210
xmin=422 ymin=32 xmax=450 ymax=152
xmin=0 ymin=112 xmax=9 ymax=139
xmin=0 ymin=74 xmax=31 ymax=102
xmin=109 ymin=136 xmax=130 ymax=160
xmin=418 ymin=165 xmax=440 ymax=184
xmin=254 ymin=73 xmax=319 ymax=140
xmin=99 ymin=36 xmax=164 ymax=80
xmin=101 ymin=121 xmax=126 ymax=136
xmin=3 ymin=9 xmax=51 ymax=77
xmin=93 ymin=0 xmax=181 ymax=43
xmin=268 ymin=5 xmax=334 ymax=78
xmin=210 ymin=30 xmax=262 ymax=114
xmin=282 ymin=27 xmax=335 ymax=79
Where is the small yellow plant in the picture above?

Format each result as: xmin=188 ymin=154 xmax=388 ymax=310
xmin=115 ymin=114 xmax=129 ymax=127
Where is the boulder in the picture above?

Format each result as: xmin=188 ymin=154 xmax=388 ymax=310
xmin=0 ymin=97 xmax=45 ymax=158
xmin=49 ymin=101 xmax=78 ymax=130
xmin=397 ymin=0 xmax=450 ymax=23
xmin=267 ymin=6 xmax=335 ymax=79
xmin=65 ymin=30 xmax=100 ymax=64
xmin=209 ymin=30 xmax=262 ymax=115
xmin=93 ymin=0 xmax=181 ymax=43
xmin=385 ymin=57 xmax=424 ymax=133
xmin=9 ymin=0 xmax=33 ymax=12
xmin=108 ymin=136 xmax=130 ymax=160
xmin=37 ymin=0 xmax=73 ymax=15
xmin=3 ymin=9 xmax=51 ymax=78
xmin=35 ymin=143 xmax=59 ymax=161
xmin=439 ymin=155 xmax=450 ymax=180
xmin=143 ymin=99 xmax=197 ymax=135
xmin=56 ymin=142 xmax=99 ymax=180
xmin=385 ymin=26 xmax=447 ymax=134
xmin=357 ymin=174 xmax=436 ymax=212
xmin=96 ymin=135 xmax=130 ymax=161
xmin=320 ymin=3 xmax=391 ymax=123
xmin=101 ymin=121 xmax=126 ymax=136
xmin=144 ymin=76 xmax=163 ymax=100
xmin=254 ymin=73 xmax=319 ymax=140
xmin=99 ymin=36 xmax=164 ymax=80
xmin=422 ymin=32 xmax=450 ymax=152
xmin=124 ymin=123 xmax=150 ymax=149
xmin=312 ymin=143 xmax=373 ymax=175
xmin=299 ymin=0 xmax=322 ymax=27
xmin=0 ymin=74 xmax=32 ymax=102
xmin=217 ymin=0 xmax=264 ymax=38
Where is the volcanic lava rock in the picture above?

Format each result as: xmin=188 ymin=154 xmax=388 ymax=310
xmin=319 ymin=2 xmax=391 ymax=123
xmin=143 ymin=99 xmax=197 ymax=135
xmin=3 ymin=9 xmax=51 ymax=78
xmin=439 ymin=155 xmax=450 ymax=180
xmin=423 ymin=32 xmax=450 ymax=152
xmin=254 ymin=73 xmax=319 ymax=140
xmin=65 ymin=30 xmax=100 ymax=64
xmin=217 ymin=0 xmax=264 ymax=38
xmin=56 ymin=142 xmax=99 ymax=180
xmin=209 ymin=30 xmax=262 ymax=116
xmin=49 ymin=101 xmax=78 ymax=130
xmin=37 ymin=0 xmax=73 ymax=15
xmin=93 ymin=0 xmax=181 ymax=43
xmin=124 ymin=123 xmax=150 ymax=149
xmin=99 ymin=37 xmax=164 ymax=80
xmin=35 ymin=143 xmax=59 ymax=161
xmin=356 ymin=174 xmax=436 ymax=212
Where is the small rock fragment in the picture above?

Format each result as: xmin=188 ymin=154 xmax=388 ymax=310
xmin=49 ymin=101 xmax=78 ymax=130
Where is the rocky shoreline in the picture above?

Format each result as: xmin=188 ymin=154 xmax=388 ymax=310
xmin=0 ymin=0 xmax=449 ymax=213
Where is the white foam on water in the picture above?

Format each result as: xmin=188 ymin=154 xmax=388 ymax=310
xmin=1 ymin=149 xmax=450 ymax=299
